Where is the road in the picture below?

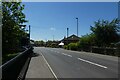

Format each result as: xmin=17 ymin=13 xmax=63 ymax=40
xmin=33 ymin=47 xmax=118 ymax=79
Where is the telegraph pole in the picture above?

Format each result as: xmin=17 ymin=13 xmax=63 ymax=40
xmin=66 ymin=28 xmax=69 ymax=45
xmin=29 ymin=25 xmax=31 ymax=44
xmin=76 ymin=18 xmax=78 ymax=37
xmin=53 ymin=35 xmax=54 ymax=41
xmin=67 ymin=28 xmax=69 ymax=38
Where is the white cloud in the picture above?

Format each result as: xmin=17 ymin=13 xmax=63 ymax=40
xmin=50 ymin=27 xmax=56 ymax=31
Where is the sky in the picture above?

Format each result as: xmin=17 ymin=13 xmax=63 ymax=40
xmin=22 ymin=2 xmax=118 ymax=41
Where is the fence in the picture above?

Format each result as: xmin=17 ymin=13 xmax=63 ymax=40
xmin=91 ymin=46 xmax=119 ymax=56
xmin=1 ymin=46 xmax=33 ymax=80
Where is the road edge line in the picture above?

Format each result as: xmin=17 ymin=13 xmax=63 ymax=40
xmin=41 ymin=53 xmax=58 ymax=80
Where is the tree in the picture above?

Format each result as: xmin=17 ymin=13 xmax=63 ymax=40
xmin=2 ymin=2 xmax=27 ymax=56
xmin=34 ymin=40 xmax=45 ymax=46
xmin=90 ymin=19 xmax=120 ymax=47
xmin=78 ymin=33 xmax=96 ymax=51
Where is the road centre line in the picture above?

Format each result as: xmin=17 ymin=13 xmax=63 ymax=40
xmin=67 ymin=55 xmax=72 ymax=57
xmin=62 ymin=53 xmax=72 ymax=57
xmin=62 ymin=53 xmax=67 ymax=55
xmin=48 ymin=49 xmax=60 ymax=54
xmin=77 ymin=58 xmax=107 ymax=69
xmin=49 ymin=49 xmax=107 ymax=69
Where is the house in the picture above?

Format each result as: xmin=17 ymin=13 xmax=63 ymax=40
xmin=60 ymin=34 xmax=80 ymax=45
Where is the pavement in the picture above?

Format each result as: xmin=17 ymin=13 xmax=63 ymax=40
xmin=25 ymin=50 xmax=55 ymax=79
xmin=25 ymin=47 xmax=119 ymax=79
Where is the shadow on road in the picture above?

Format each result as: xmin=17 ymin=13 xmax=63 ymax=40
xmin=31 ymin=53 xmax=40 ymax=57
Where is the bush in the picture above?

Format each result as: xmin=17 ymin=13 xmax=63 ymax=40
xmin=115 ymin=42 xmax=120 ymax=56
xmin=68 ymin=43 xmax=78 ymax=51
xmin=63 ymin=45 xmax=68 ymax=49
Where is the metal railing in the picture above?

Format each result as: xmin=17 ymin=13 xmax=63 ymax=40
xmin=1 ymin=46 xmax=33 ymax=80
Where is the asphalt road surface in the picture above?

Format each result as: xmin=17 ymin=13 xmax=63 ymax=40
xmin=33 ymin=47 xmax=119 ymax=79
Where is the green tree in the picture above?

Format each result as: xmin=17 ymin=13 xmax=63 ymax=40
xmin=90 ymin=19 xmax=120 ymax=47
xmin=78 ymin=33 xmax=96 ymax=51
xmin=2 ymin=2 xmax=27 ymax=57
xmin=34 ymin=40 xmax=45 ymax=46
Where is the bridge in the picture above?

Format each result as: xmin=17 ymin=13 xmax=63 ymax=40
xmin=1 ymin=47 xmax=119 ymax=80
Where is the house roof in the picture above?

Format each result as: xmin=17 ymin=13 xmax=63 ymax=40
xmin=61 ymin=34 xmax=80 ymax=41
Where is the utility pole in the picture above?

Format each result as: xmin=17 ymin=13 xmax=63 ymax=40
xmin=76 ymin=18 xmax=78 ymax=37
xmin=66 ymin=28 xmax=69 ymax=45
xmin=45 ymin=38 xmax=47 ymax=47
xmin=67 ymin=28 xmax=69 ymax=38
xmin=53 ymin=35 xmax=54 ymax=41
xmin=29 ymin=25 xmax=30 ymax=45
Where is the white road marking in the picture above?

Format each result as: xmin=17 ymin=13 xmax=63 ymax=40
xmin=62 ymin=53 xmax=67 ymax=55
xmin=67 ymin=55 xmax=72 ymax=57
xmin=62 ymin=53 xmax=72 ymax=57
xmin=41 ymin=53 xmax=58 ymax=80
xmin=78 ymin=58 xmax=107 ymax=69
